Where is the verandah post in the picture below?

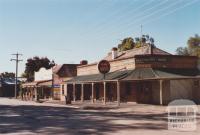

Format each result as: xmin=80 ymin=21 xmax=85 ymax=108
xmin=117 ymin=81 xmax=121 ymax=106
xmin=73 ymin=83 xmax=76 ymax=102
xmin=103 ymin=81 xmax=106 ymax=105
xmin=91 ymin=83 xmax=94 ymax=103
xmin=159 ymin=80 xmax=163 ymax=105
xmin=81 ymin=83 xmax=84 ymax=103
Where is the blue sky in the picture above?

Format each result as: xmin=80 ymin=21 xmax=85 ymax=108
xmin=0 ymin=0 xmax=200 ymax=75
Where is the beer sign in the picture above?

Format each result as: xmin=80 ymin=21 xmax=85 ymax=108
xmin=98 ymin=60 xmax=110 ymax=74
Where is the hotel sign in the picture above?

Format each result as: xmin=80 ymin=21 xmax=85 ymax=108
xmin=35 ymin=68 xmax=53 ymax=81
xmin=135 ymin=57 xmax=170 ymax=64
xmin=98 ymin=60 xmax=110 ymax=74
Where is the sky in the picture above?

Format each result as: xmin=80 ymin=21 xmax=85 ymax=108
xmin=0 ymin=0 xmax=200 ymax=75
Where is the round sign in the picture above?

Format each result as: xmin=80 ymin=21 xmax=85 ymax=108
xmin=98 ymin=60 xmax=110 ymax=74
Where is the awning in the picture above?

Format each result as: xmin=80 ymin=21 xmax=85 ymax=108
xmin=22 ymin=80 xmax=52 ymax=88
xmin=66 ymin=68 xmax=200 ymax=83
xmin=121 ymin=68 xmax=200 ymax=81
xmin=38 ymin=80 xmax=52 ymax=87
xmin=67 ymin=70 xmax=131 ymax=83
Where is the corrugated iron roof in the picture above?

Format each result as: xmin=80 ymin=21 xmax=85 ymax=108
xmin=104 ymin=45 xmax=171 ymax=61
xmin=66 ymin=68 xmax=200 ymax=83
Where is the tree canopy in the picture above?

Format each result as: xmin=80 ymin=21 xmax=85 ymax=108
xmin=23 ymin=56 xmax=55 ymax=82
xmin=176 ymin=34 xmax=200 ymax=57
xmin=0 ymin=72 xmax=15 ymax=78
xmin=118 ymin=35 xmax=155 ymax=51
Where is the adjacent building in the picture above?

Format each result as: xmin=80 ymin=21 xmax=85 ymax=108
xmin=22 ymin=64 xmax=78 ymax=101
xmin=0 ymin=78 xmax=19 ymax=97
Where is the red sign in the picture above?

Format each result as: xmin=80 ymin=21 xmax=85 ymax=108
xmin=98 ymin=60 xmax=110 ymax=74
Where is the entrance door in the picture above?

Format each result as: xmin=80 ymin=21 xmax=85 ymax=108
xmin=137 ymin=81 xmax=152 ymax=104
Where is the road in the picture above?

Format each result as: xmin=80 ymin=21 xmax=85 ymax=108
xmin=0 ymin=98 xmax=199 ymax=135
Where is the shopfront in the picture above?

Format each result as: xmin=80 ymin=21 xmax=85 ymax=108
xmin=66 ymin=45 xmax=200 ymax=106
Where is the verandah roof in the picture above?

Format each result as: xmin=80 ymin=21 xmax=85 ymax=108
xmin=66 ymin=68 xmax=200 ymax=83
xmin=67 ymin=70 xmax=131 ymax=83
xmin=22 ymin=79 xmax=52 ymax=87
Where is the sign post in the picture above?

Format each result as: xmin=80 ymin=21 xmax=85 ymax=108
xmin=98 ymin=60 xmax=110 ymax=105
xmin=98 ymin=60 xmax=111 ymax=79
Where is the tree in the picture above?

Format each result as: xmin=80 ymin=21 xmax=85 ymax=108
xmin=0 ymin=72 xmax=15 ymax=78
xmin=24 ymin=56 xmax=55 ymax=82
xmin=187 ymin=34 xmax=200 ymax=57
xmin=135 ymin=35 xmax=155 ymax=48
xmin=176 ymin=34 xmax=200 ymax=57
xmin=118 ymin=37 xmax=135 ymax=51
xmin=118 ymin=35 xmax=155 ymax=51
xmin=176 ymin=47 xmax=190 ymax=56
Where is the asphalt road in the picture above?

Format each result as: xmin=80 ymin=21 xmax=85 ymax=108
xmin=0 ymin=98 xmax=199 ymax=135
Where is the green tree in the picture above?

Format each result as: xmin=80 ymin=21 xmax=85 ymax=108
xmin=176 ymin=34 xmax=200 ymax=57
xmin=118 ymin=35 xmax=155 ymax=51
xmin=118 ymin=37 xmax=135 ymax=51
xmin=0 ymin=72 xmax=15 ymax=78
xmin=176 ymin=47 xmax=190 ymax=56
xmin=24 ymin=56 xmax=55 ymax=82
xmin=187 ymin=34 xmax=200 ymax=57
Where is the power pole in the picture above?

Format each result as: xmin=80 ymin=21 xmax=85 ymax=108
xmin=11 ymin=53 xmax=23 ymax=98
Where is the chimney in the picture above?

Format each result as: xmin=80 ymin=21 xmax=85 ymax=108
xmin=80 ymin=60 xmax=88 ymax=65
xmin=112 ymin=47 xmax=118 ymax=60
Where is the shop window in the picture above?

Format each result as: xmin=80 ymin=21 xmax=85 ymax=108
xmin=62 ymin=85 xmax=64 ymax=95
xmin=126 ymin=83 xmax=131 ymax=95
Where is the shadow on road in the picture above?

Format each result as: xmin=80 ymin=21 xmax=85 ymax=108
xmin=0 ymin=104 xmax=170 ymax=135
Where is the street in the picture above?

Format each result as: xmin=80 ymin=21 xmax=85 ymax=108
xmin=0 ymin=98 xmax=199 ymax=135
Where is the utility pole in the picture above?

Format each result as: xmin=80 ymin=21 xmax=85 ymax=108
xmin=11 ymin=53 xmax=23 ymax=98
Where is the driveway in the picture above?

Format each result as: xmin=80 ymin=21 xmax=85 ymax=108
xmin=0 ymin=98 xmax=199 ymax=135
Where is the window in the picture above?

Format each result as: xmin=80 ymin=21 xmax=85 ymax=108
xmin=62 ymin=85 xmax=64 ymax=95
xmin=126 ymin=83 xmax=131 ymax=95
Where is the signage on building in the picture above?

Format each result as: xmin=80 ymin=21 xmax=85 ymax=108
xmin=135 ymin=57 xmax=169 ymax=64
xmin=35 ymin=68 xmax=53 ymax=81
xmin=98 ymin=60 xmax=110 ymax=74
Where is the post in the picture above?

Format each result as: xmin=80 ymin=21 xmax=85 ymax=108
xmin=34 ymin=87 xmax=38 ymax=101
xmin=91 ymin=83 xmax=94 ymax=103
xmin=81 ymin=83 xmax=84 ymax=103
xmin=159 ymin=80 xmax=163 ymax=105
xmin=73 ymin=83 xmax=76 ymax=102
xmin=31 ymin=87 xmax=33 ymax=101
xmin=65 ymin=84 xmax=68 ymax=97
xmin=103 ymin=82 xmax=106 ymax=105
xmin=11 ymin=53 xmax=23 ymax=98
xmin=117 ymin=81 xmax=120 ymax=106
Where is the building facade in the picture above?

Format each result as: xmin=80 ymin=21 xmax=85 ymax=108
xmin=66 ymin=45 xmax=200 ymax=106
xmin=22 ymin=64 xmax=78 ymax=101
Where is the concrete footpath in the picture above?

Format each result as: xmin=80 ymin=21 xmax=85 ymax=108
xmin=0 ymin=98 xmax=199 ymax=135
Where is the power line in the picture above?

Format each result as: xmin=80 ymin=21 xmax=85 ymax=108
xmin=93 ymin=0 xmax=167 ymax=35
xmin=118 ymin=0 xmax=199 ymax=37
xmin=78 ymin=0 xmax=172 ymax=42
xmin=11 ymin=53 xmax=23 ymax=99
xmin=78 ymin=0 xmax=149 ymax=38
xmin=99 ymin=0 xmax=182 ymax=38
xmin=94 ymin=0 xmax=191 ymax=40
xmin=142 ymin=0 xmax=199 ymax=26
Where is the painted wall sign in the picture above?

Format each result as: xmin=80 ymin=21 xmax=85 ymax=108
xmin=35 ymin=68 xmax=52 ymax=81
xmin=98 ymin=60 xmax=110 ymax=74
xmin=135 ymin=57 xmax=170 ymax=64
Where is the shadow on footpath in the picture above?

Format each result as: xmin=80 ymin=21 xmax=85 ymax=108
xmin=0 ymin=104 xmax=175 ymax=135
